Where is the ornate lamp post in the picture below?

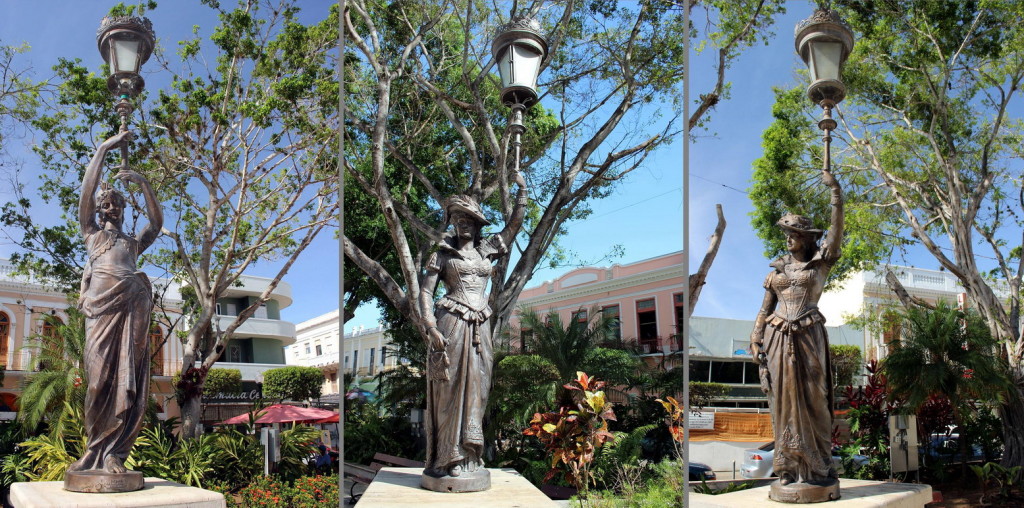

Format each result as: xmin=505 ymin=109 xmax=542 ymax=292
xmin=795 ymin=8 xmax=854 ymax=168
xmin=491 ymin=17 xmax=548 ymax=172
xmin=97 ymin=15 xmax=155 ymax=171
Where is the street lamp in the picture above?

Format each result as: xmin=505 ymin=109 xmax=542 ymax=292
xmin=97 ymin=15 xmax=155 ymax=172
xmin=491 ymin=17 xmax=548 ymax=172
xmin=795 ymin=8 xmax=854 ymax=164
xmin=98 ymin=16 xmax=155 ymax=124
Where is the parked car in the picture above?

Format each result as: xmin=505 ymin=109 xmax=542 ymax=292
xmin=738 ymin=441 xmax=866 ymax=479
xmin=922 ymin=434 xmax=985 ymax=462
xmin=689 ymin=461 xmax=717 ymax=481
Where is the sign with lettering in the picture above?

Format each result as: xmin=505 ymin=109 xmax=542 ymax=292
xmin=203 ymin=380 xmax=264 ymax=404
xmin=688 ymin=411 xmax=715 ymax=430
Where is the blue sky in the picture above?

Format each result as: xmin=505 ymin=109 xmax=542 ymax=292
xmin=0 ymin=1 xmax=338 ymax=324
xmin=2 ymin=2 xmax=1006 ymax=329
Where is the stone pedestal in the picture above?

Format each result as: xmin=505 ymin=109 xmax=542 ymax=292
xmin=357 ymin=467 xmax=558 ymax=507
xmin=690 ymin=478 xmax=932 ymax=508
xmin=10 ymin=477 xmax=225 ymax=508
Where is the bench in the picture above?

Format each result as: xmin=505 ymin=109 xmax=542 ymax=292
xmin=345 ymin=452 xmax=425 ymax=504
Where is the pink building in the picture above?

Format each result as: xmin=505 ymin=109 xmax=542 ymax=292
xmin=512 ymin=252 xmax=685 ymax=364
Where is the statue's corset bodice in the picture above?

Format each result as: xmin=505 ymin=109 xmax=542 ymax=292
xmin=769 ymin=260 xmax=828 ymax=321
xmin=439 ymin=253 xmax=493 ymax=310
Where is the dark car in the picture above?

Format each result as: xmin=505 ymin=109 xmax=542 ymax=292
xmin=689 ymin=461 xmax=717 ymax=481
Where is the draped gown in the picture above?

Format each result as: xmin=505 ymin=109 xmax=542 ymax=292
xmin=71 ymin=228 xmax=152 ymax=471
xmin=760 ymin=253 xmax=836 ymax=484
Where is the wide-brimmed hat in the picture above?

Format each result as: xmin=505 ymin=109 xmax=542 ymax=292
xmin=445 ymin=195 xmax=490 ymax=225
xmin=776 ymin=212 xmax=823 ymax=235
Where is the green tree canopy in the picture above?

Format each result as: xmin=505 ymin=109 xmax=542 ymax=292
xmin=262 ymin=366 xmax=324 ymax=402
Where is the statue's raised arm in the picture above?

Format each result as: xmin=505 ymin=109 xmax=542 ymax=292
xmin=819 ymin=167 xmax=843 ymax=265
xmin=79 ymin=131 xmax=133 ymax=236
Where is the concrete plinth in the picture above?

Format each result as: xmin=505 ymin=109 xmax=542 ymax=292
xmin=357 ymin=467 xmax=558 ymax=507
xmin=10 ymin=477 xmax=225 ymax=508
xmin=691 ymin=478 xmax=932 ymax=508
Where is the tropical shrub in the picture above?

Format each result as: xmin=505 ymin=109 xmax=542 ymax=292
xmin=16 ymin=400 xmax=86 ymax=481
xmin=523 ymin=372 xmax=616 ymax=494
xmin=291 ymin=474 xmax=340 ymax=508
xmin=238 ymin=475 xmax=295 ymax=508
xmin=344 ymin=401 xmax=419 ymax=464
xmin=841 ymin=360 xmax=899 ymax=479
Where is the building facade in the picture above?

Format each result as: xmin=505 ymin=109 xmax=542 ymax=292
xmin=0 ymin=259 xmax=297 ymax=423
xmin=512 ymin=252 xmax=686 ymax=367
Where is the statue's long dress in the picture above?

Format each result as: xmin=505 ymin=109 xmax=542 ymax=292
xmin=423 ymin=235 xmax=506 ymax=475
xmin=760 ymin=253 xmax=836 ymax=484
xmin=72 ymin=229 xmax=152 ymax=470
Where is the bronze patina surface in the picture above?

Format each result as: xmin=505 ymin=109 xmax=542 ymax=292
xmin=64 ymin=130 xmax=162 ymax=493
xmin=750 ymin=168 xmax=844 ymax=504
xmin=418 ymin=182 xmax=526 ymax=493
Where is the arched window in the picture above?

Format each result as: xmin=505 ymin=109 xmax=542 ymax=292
xmin=0 ymin=312 xmax=9 ymax=367
xmin=150 ymin=325 xmax=165 ymax=376
xmin=41 ymin=315 xmax=62 ymax=339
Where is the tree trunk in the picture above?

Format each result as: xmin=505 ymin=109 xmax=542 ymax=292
xmin=1000 ymin=378 xmax=1024 ymax=468
xmin=180 ymin=391 xmax=203 ymax=440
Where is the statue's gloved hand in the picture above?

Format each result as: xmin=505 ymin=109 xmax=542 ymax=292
xmin=428 ymin=327 xmax=447 ymax=351
xmin=101 ymin=130 xmax=134 ymax=149
xmin=115 ymin=170 xmax=146 ymax=185
xmin=751 ymin=341 xmax=764 ymax=364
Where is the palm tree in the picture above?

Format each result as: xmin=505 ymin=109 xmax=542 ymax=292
xmin=519 ymin=307 xmax=621 ymax=384
xmin=883 ymin=301 xmax=1009 ymax=474
xmin=17 ymin=308 xmax=87 ymax=433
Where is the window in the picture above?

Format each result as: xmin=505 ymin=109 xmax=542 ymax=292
xmin=636 ymin=299 xmax=657 ymax=343
xmin=150 ymin=326 xmax=165 ymax=376
xmin=673 ymin=293 xmax=685 ymax=346
xmin=255 ymin=304 xmax=268 ymax=319
xmin=690 ymin=360 xmax=711 ymax=382
xmin=381 ymin=346 xmax=387 ymax=365
xmin=42 ymin=316 xmax=63 ymax=339
xmin=744 ymin=362 xmax=759 ymax=385
xmin=315 ymin=344 xmax=323 ymax=356
xmin=368 ymin=348 xmax=376 ymax=368
xmin=710 ymin=361 xmax=744 ymax=384
xmin=602 ymin=305 xmax=621 ymax=340
xmin=305 ymin=344 xmax=311 ymax=355
xmin=573 ymin=309 xmax=588 ymax=324
xmin=344 ymin=355 xmax=349 ymax=366
xmin=0 ymin=313 xmax=8 ymax=367
xmin=520 ymin=328 xmax=533 ymax=352
xmin=228 ymin=344 xmax=242 ymax=363
xmin=353 ymin=350 xmax=359 ymax=370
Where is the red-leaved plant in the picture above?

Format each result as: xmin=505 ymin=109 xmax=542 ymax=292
xmin=523 ymin=372 xmax=616 ymax=494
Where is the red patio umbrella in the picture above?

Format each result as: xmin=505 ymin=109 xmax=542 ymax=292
xmin=312 ymin=413 xmax=340 ymax=424
xmin=216 ymin=404 xmax=336 ymax=425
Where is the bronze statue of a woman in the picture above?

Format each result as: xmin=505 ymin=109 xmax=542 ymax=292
xmin=65 ymin=130 xmax=162 ymax=493
xmin=419 ymin=173 xmax=527 ymax=493
xmin=750 ymin=167 xmax=843 ymax=503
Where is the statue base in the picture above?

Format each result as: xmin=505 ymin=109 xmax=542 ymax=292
xmin=64 ymin=470 xmax=144 ymax=493
xmin=769 ymin=478 xmax=840 ymax=503
xmin=421 ymin=468 xmax=491 ymax=493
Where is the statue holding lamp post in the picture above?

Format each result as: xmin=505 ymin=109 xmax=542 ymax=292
xmin=64 ymin=15 xmax=161 ymax=494
xmin=749 ymin=8 xmax=854 ymax=504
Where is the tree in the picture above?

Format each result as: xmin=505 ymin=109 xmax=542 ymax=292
xmin=883 ymin=301 xmax=1009 ymax=474
xmin=341 ymin=0 xmax=789 ymax=353
xmin=0 ymin=41 xmax=45 ymax=154
xmin=751 ymin=1 xmax=1024 ymax=466
xmin=830 ymin=344 xmax=862 ymax=394
xmin=519 ymin=309 xmax=618 ymax=387
xmin=262 ymin=366 xmax=324 ymax=403
xmin=1 ymin=1 xmax=339 ymax=439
